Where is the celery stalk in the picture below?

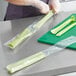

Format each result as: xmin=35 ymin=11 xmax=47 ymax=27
xmin=51 ymin=16 xmax=76 ymax=34
xmin=33 ymin=10 xmax=54 ymax=29
xmin=56 ymin=22 xmax=76 ymax=36
xmin=8 ymin=28 xmax=32 ymax=49
xmin=6 ymin=36 xmax=76 ymax=73
xmin=7 ymin=10 xmax=54 ymax=49
xmin=6 ymin=52 xmax=46 ymax=73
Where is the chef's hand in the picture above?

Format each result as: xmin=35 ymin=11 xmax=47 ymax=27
xmin=6 ymin=0 xmax=61 ymax=14
xmin=49 ymin=0 xmax=61 ymax=14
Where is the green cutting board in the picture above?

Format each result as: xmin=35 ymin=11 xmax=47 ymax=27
xmin=38 ymin=14 xmax=76 ymax=50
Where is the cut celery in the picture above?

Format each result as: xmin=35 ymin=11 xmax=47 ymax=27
xmin=33 ymin=10 xmax=54 ymax=29
xmin=7 ymin=10 xmax=54 ymax=49
xmin=6 ymin=36 xmax=76 ymax=73
xmin=6 ymin=52 xmax=46 ymax=73
xmin=56 ymin=22 xmax=76 ymax=36
xmin=51 ymin=16 xmax=76 ymax=34
xmin=8 ymin=28 xmax=33 ymax=49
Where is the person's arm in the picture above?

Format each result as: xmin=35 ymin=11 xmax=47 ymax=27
xmin=6 ymin=0 xmax=61 ymax=14
xmin=6 ymin=0 xmax=50 ymax=14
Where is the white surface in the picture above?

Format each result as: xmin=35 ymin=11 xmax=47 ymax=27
xmin=61 ymin=1 xmax=76 ymax=12
xmin=59 ymin=72 xmax=76 ymax=76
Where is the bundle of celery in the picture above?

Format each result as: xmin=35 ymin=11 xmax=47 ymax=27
xmin=56 ymin=22 xmax=76 ymax=36
xmin=6 ymin=36 xmax=76 ymax=73
xmin=51 ymin=16 xmax=76 ymax=36
xmin=6 ymin=10 xmax=54 ymax=49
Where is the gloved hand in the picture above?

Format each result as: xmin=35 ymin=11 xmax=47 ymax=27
xmin=49 ymin=0 xmax=61 ymax=13
xmin=6 ymin=0 xmax=61 ymax=14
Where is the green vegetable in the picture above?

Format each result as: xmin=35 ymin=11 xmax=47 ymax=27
xmin=33 ymin=10 xmax=54 ymax=29
xmin=8 ymin=10 xmax=54 ymax=49
xmin=8 ymin=28 xmax=32 ymax=49
xmin=51 ymin=16 xmax=76 ymax=34
xmin=56 ymin=22 xmax=76 ymax=36
xmin=6 ymin=52 xmax=46 ymax=73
